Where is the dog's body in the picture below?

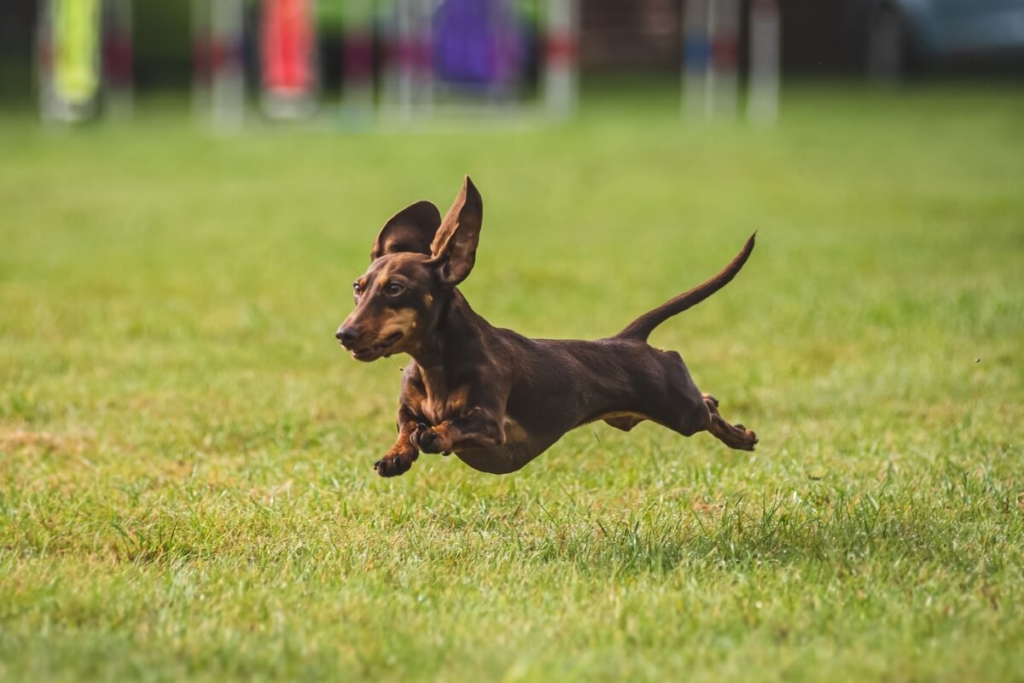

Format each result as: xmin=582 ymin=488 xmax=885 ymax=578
xmin=337 ymin=177 xmax=758 ymax=477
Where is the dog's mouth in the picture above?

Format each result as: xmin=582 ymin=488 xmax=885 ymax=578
xmin=349 ymin=332 xmax=404 ymax=362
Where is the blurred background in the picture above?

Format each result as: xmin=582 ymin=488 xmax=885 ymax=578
xmin=1 ymin=0 xmax=1023 ymax=121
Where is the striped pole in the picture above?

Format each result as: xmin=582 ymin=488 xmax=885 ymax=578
xmin=682 ymin=0 xmax=711 ymax=119
xmin=341 ymin=0 xmax=375 ymax=118
xmin=747 ymin=0 xmax=780 ymax=126
xmin=411 ymin=0 xmax=434 ymax=116
xmin=543 ymin=0 xmax=577 ymax=119
xmin=710 ymin=0 xmax=740 ymax=119
xmin=103 ymin=0 xmax=134 ymax=119
xmin=683 ymin=0 xmax=740 ymax=121
xmin=193 ymin=0 xmax=246 ymax=128
xmin=37 ymin=0 xmax=56 ymax=119
xmin=684 ymin=0 xmax=708 ymax=119
xmin=389 ymin=0 xmax=415 ymax=118
xmin=384 ymin=0 xmax=431 ymax=119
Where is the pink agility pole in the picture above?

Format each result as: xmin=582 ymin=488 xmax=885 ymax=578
xmin=260 ymin=0 xmax=317 ymax=118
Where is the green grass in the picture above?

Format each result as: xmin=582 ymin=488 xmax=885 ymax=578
xmin=1 ymin=83 xmax=1023 ymax=682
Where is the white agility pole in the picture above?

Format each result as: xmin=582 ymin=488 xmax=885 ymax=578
xmin=103 ymin=0 xmax=133 ymax=119
xmin=191 ymin=0 xmax=209 ymax=120
xmin=193 ymin=0 xmax=246 ymax=129
xmin=682 ymin=0 xmax=710 ymax=119
xmin=384 ymin=0 xmax=415 ymax=118
xmin=543 ymin=0 xmax=578 ymax=120
xmin=710 ymin=0 xmax=740 ymax=119
xmin=383 ymin=0 xmax=433 ymax=120
xmin=747 ymin=0 xmax=780 ymax=126
xmin=341 ymin=0 xmax=375 ymax=118
xmin=411 ymin=0 xmax=434 ymax=116
xmin=683 ymin=0 xmax=740 ymax=121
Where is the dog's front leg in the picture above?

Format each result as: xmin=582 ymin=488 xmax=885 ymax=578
xmin=374 ymin=407 xmax=421 ymax=477
xmin=412 ymin=408 xmax=506 ymax=455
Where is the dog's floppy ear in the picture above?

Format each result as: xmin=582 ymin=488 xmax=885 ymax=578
xmin=428 ymin=176 xmax=483 ymax=286
xmin=371 ymin=201 xmax=442 ymax=261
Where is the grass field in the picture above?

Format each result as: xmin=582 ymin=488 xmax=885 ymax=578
xmin=1 ymin=84 xmax=1023 ymax=682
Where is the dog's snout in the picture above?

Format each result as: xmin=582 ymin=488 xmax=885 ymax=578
xmin=336 ymin=326 xmax=359 ymax=347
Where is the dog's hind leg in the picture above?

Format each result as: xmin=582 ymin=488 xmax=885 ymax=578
xmin=642 ymin=350 xmax=758 ymax=451
xmin=702 ymin=394 xmax=758 ymax=451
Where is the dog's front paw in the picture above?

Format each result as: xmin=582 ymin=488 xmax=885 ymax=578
xmin=411 ymin=423 xmax=451 ymax=455
xmin=374 ymin=452 xmax=414 ymax=477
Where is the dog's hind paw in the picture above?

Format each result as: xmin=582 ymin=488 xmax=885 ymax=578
xmin=411 ymin=423 xmax=451 ymax=455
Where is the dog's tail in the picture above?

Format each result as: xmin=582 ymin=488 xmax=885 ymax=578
xmin=615 ymin=233 xmax=756 ymax=342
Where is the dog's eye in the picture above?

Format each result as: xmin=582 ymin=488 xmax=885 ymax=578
xmin=352 ymin=282 xmax=363 ymax=295
xmin=384 ymin=282 xmax=405 ymax=297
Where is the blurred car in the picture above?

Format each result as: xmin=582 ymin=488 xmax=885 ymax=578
xmin=847 ymin=0 xmax=1024 ymax=79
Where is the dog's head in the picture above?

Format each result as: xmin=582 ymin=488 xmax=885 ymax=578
xmin=336 ymin=176 xmax=483 ymax=361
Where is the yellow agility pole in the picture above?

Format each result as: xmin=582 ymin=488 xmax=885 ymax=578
xmin=49 ymin=0 xmax=103 ymax=119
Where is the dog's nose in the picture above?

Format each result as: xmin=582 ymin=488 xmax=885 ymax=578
xmin=335 ymin=326 xmax=359 ymax=347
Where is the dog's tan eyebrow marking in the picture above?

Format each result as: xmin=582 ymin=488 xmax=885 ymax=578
xmin=423 ymin=294 xmax=434 ymax=307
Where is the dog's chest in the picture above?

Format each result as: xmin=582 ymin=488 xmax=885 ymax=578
xmin=421 ymin=384 xmax=471 ymax=425
xmin=422 ymin=401 xmax=444 ymax=425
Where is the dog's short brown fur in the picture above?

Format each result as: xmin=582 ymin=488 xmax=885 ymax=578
xmin=336 ymin=177 xmax=758 ymax=477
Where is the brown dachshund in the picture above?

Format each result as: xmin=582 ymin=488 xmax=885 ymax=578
xmin=336 ymin=177 xmax=758 ymax=477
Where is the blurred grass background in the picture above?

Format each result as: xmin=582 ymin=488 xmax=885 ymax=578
xmin=1 ymin=85 xmax=1023 ymax=681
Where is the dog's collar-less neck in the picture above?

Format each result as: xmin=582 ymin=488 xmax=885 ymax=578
xmin=410 ymin=289 xmax=489 ymax=388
